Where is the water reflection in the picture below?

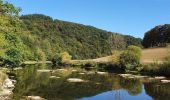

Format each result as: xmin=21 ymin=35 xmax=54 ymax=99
xmin=10 ymin=65 xmax=170 ymax=100
xmin=81 ymin=86 xmax=152 ymax=100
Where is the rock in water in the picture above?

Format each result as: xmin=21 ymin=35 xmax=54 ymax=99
xmin=154 ymin=76 xmax=166 ymax=80
xmin=161 ymin=80 xmax=170 ymax=83
xmin=3 ymin=78 xmax=15 ymax=89
xmin=67 ymin=78 xmax=88 ymax=83
xmin=97 ymin=72 xmax=107 ymax=75
xmin=49 ymin=76 xmax=60 ymax=79
xmin=27 ymin=96 xmax=45 ymax=100
xmin=37 ymin=70 xmax=51 ymax=72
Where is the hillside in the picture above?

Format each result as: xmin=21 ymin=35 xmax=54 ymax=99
xmin=19 ymin=14 xmax=142 ymax=60
xmin=143 ymin=24 xmax=170 ymax=48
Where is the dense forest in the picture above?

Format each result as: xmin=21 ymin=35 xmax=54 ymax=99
xmin=0 ymin=0 xmax=142 ymax=66
xmin=20 ymin=14 xmax=142 ymax=60
xmin=143 ymin=24 xmax=170 ymax=48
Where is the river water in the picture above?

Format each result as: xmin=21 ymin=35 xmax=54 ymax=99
xmin=9 ymin=65 xmax=170 ymax=100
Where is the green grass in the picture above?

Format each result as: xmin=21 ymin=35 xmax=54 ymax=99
xmin=70 ymin=54 xmax=120 ymax=67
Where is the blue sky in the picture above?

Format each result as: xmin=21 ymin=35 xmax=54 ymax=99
xmin=7 ymin=0 xmax=170 ymax=38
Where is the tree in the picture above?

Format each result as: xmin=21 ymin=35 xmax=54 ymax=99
xmin=120 ymin=45 xmax=142 ymax=71
xmin=0 ymin=0 xmax=21 ymax=16
xmin=52 ymin=52 xmax=72 ymax=65
xmin=4 ymin=47 xmax=23 ymax=67
xmin=143 ymin=24 xmax=170 ymax=48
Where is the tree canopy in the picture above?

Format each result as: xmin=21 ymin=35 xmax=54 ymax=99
xmin=143 ymin=24 xmax=170 ymax=48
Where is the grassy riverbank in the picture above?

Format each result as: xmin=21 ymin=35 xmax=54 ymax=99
xmin=57 ymin=47 xmax=170 ymax=76
xmin=141 ymin=47 xmax=168 ymax=64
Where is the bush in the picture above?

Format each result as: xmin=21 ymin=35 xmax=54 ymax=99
xmin=52 ymin=52 xmax=72 ymax=65
xmin=3 ymin=47 xmax=24 ymax=67
xmin=120 ymin=45 xmax=142 ymax=71
xmin=52 ymin=53 xmax=61 ymax=65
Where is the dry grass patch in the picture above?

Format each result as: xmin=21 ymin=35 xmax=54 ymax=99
xmin=141 ymin=47 xmax=168 ymax=64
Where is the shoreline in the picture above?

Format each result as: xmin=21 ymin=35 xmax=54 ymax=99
xmin=0 ymin=72 xmax=16 ymax=100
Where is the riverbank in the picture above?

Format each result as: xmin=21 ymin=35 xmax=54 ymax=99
xmin=0 ymin=70 xmax=16 ymax=100
xmin=23 ymin=61 xmax=52 ymax=65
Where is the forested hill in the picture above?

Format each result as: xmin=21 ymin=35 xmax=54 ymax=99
xmin=143 ymin=24 xmax=170 ymax=48
xmin=20 ymin=14 xmax=142 ymax=60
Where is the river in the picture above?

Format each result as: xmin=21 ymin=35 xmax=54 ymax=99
xmin=8 ymin=64 xmax=170 ymax=100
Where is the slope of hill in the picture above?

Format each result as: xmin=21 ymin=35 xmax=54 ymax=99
xmin=143 ymin=24 xmax=170 ymax=48
xmin=19 ymin=14 xmax=142 ymax=60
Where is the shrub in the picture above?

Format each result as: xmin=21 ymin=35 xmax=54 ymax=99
xmin=120 ymin=45 xmax=142 ymax=71
xmin=52 ymin=53 xmax=61 ymax=65
xmin=52 ymin=52 xmax=72 ymax=65
xmin=3 ymin=47 xmax=24 ymax=67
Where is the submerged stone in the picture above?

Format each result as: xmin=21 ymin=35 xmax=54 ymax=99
xmin=27 ymin=96 xmax=45 ymax=100
xmin=154 ymin=76 xmax=166 ymax=80
xmin=79 ymin=73 xmax=85 ymax=75
xmin=133 ymin=75 xmax=148 ymax=78
xmin=67 ymin=78 xmax=88 ymax=83
xmin=161 ymin=80 xmax=170 ymax=83
xmin=14 ymin=67 xmax=23 ymax=71
xmin=87 ymin=72 xmax=95 ymax=75
xmin=57 ymin=69 xmax=67 ymax=71
xmin=71 ymin=70 xmax=77 ymax=72
xmin=95 ymin=82 xmax=101 ymax=85
xmin=119 ymin=74 xmax=132 ymax=78
xmin=97 ymin=72 xmax=107 ymax=75
xmin=49 ymin=76 xmax=60 ymax=79
xmin=37 ymin=70 xmax=51 ymax=72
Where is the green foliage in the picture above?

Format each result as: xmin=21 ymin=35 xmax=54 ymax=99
xmin=20 ymin=14 xmax=142 ymax=60
xmin=0 ymin=0 xmax=21 ymax=16
xmin=52 ymin=52 xmax=71 ymax=65
xmin=124 ymin=35 xmax=142 ymax=48
xmin=35 ymin=48 xmax=46 ymax=61
xmin=4 ymin=47 xmax=23 ymax=67
xmin=60 ymin=52 xmax=71 ymax=61
xmin=52 ymin=53 xmax=61 ymax=65
xmin=0 ymin=1 xmax=31 ymax=66
xmin=120 ymin=45 xmax=142 ymax=71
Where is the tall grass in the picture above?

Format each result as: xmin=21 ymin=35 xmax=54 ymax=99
xmin=142 ymin=46 xmax=170 ymax=76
